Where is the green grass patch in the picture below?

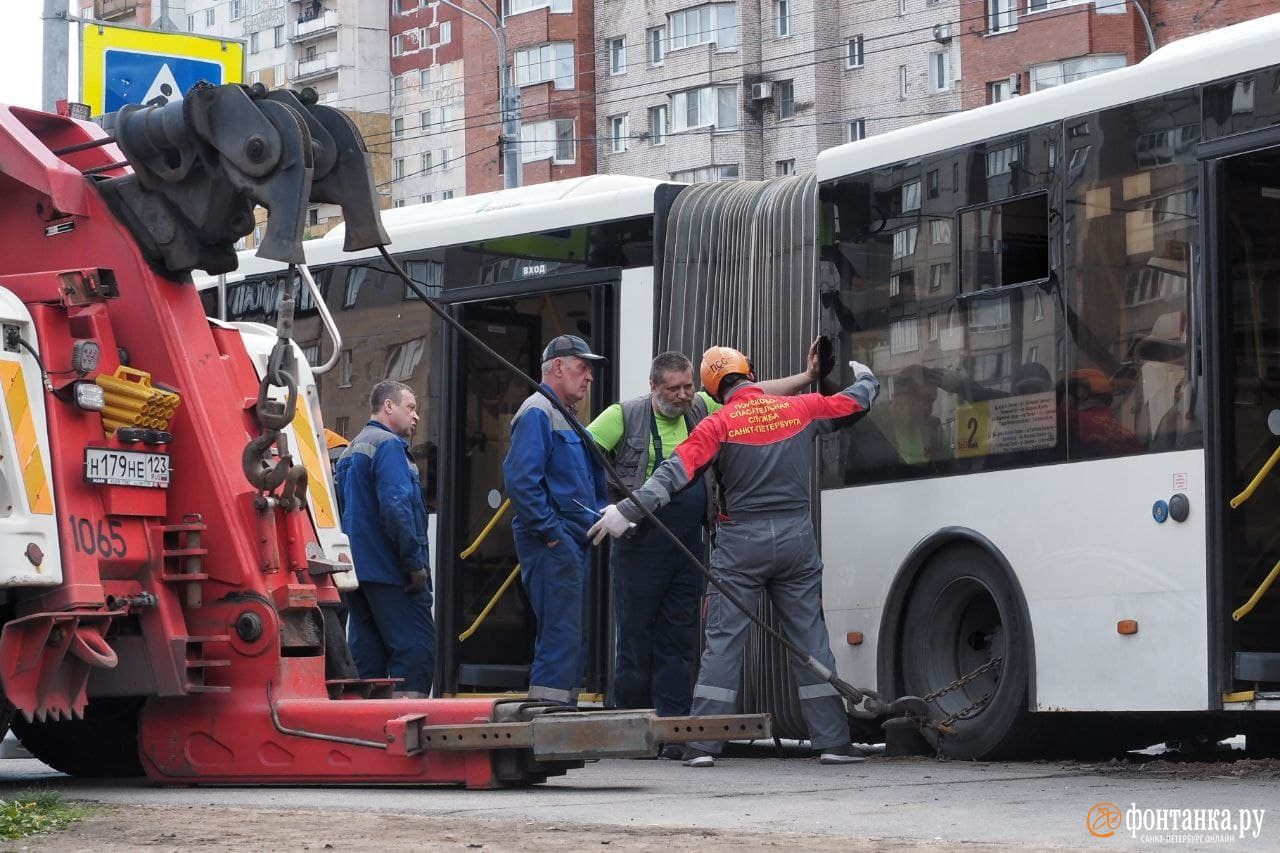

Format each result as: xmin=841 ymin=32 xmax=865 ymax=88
xmin=0 ymin=789 xmax=82 ymax=840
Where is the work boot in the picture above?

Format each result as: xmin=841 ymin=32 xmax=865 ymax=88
xmin=681 ymin=746 xmax=716 ymax=767
xmin=818 ymin=744 xmax=867 ymax=765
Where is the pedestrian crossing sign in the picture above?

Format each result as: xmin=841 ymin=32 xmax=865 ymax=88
xmin=81 ymin=23 xmax=244 ymax=117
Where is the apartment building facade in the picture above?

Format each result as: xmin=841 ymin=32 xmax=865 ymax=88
xmin=593 ymin=0 xmax=964 ymax=182
xmin=460 ymin=0 xmax=598 ymax=194
xmin=961 ymin=0 xmax=1280 ymax=109
xmin=389 ymin=1 xmax=466 ymax=206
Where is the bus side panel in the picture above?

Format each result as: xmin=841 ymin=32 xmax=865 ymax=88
xmin=617 ymin=267 xmax=655 ymax=401
xmin=821 ymin=448 xmax=1209 ymax=712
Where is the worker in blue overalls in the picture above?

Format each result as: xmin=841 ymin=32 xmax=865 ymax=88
xmin=503 ymin=334 xmax=608 ymax=704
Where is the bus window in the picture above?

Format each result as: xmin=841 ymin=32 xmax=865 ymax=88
xmin=1064 ymin=91 xmax=1202 ymax=459
xmin=819 ymin=124 xmax=1064 ymax=488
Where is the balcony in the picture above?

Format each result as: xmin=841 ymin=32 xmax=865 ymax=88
xmin=292 ymin=9 xmax=339 ymax=42
xmin=294 ymin=51 xmax=339 ymax=83
xmin=94 ymin=0 xmax=137 ymax=20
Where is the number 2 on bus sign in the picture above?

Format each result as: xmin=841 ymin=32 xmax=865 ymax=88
xmin=956 ymin=401 xmax=990 ymax=458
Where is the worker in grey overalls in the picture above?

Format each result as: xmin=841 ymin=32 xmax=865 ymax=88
xmin=590 ymin=346 xmax=879 ymax=766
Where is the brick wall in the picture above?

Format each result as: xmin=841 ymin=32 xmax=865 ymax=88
xmin=463 ymin=3 xmax=597 ymax=194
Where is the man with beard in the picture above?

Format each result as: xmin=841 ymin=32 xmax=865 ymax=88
xmin=586 ymin=341 xmax=828 ymax=753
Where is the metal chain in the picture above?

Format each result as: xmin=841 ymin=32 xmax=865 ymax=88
xmin=921 ymin=656 xmax=1003 ymax=734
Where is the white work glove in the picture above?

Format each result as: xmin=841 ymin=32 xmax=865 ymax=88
xmin=588 ymin=504 xmax=634 ymax=545
xmin=849 ymin=360 xmax=875 ymax=381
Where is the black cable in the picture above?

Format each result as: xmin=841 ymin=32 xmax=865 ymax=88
xmin=376 ymin=244 xmax=899 ymax=717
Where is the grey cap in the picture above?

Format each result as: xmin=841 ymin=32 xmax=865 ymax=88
xmin=541 ymin=334 xmax=606 ymax=362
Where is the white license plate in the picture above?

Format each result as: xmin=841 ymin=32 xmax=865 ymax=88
xmin=84 ymin=447 xmax=171 ymax=488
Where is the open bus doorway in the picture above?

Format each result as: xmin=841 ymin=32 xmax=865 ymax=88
xmin=1213 ymin=141 xmax=1280 ymax=704
xmin=436 ymin=281 xmax=615 ymax=698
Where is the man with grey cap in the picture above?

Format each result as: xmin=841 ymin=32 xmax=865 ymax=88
xmin=503 ymin=334 xmax=609 ymax=704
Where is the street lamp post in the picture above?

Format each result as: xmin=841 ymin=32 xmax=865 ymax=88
xmin=1130 ymin=0 xmax=1157 ymax=56
xmin=438 ymin=0 xmax=521 ymax=188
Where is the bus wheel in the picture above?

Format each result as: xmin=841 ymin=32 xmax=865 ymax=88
xmin=899 ymin=544 xmax=1035 ymax=759
xmin=12 ymin=697 xmax=145 ymax=777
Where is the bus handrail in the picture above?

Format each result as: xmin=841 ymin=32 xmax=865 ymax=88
xmin=459 ymin=499 xmax=511 ymax=560
xmin=1229 ymin=443 xmax=1280 ymax=508
xmin=298 ymin=263 xmax=342 ymax=375
xmin=1233 ymin=558 xmax=1280 ymax=621
xmin=458 ymin=564 xmax=521 ymax=642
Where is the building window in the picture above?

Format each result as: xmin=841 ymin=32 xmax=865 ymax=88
xmin=343 ymin=267 xmax=366 ymax=308
xmin=274 ymin=25 xmax=285 ymax=48
xmin=898 ymin=0 xmax=907 ymax=13
xmin=776 ymin=159 xmax=795 ymax=176
xmin=929 ymin=51 xmax=951 ymax=92
xmin=231 ymin=0 xmax=243 ymax=20
xmin=927 ymin=312 xmax=939 ymax=341
xmin=930 ymin=262 xmax=950 ymax=291
xmin=892 ymin=226 xmax=918 ymax=260
xmin=847 ymin=118 xmax=865 ymax=142
xmin=890 ymin=318 xmax=920 ymax=355
xmin=988 ymin=0 xmax=1017 ymax=33
xmin=648 ymin=26 xmax=666 ymax=65
xmin=514 ymin=42 xmax=576 ymax=89
xmin=394 ymin=198 xmax=406 ymax=209
xmin=386 ymin=338 xmax=427 ymax=381
xmin=393 ymin=117 xmax=405 ymax=139
xmin=421 ymin=151 xmax=433 ymax=172
xmin=205 ymin=8 xmax=215 ymax=26
xmin=519 ymin=119 xmax=576 ymax=163
xmin=609 ymin=36 xmax=627 ymax=75
xmin=901 ymin=179 xmax=921 ymax=212
xmin=926 ymin=169 xmax=939 ymax=198
xmin=339 ymin=349 xmax=353 ymax=388
xmin=846 ymin=35 xmax=864 ymax=69
xmin=249 ymin=32 xmax=259 ymax=55
xmin=670 ymin=165 xmax=740 ymax=183
xmin=442 ymin=189 xmax=454 ymax=199
xmin=648 ymin=105 xmax=668 ymax=145
xmin=610 ymin=115 xmax=629 ymax=153
xmin=668 ymin=3 xmax=738 ymax=52
xmin=394 ymin=158 xmax=406 ymax=180
xmin=392 ymin=75 xmax=406 ymax=96
xmin=774 ymin=0 xmax=792 ymax=37
xmin=187 ymin=13 xmax=196 ymax=31
xmin=989 ymin=79 xmax=1012 ymax=103
xmin=1030 ymin=54 xmax=1126 ymax=92
xmin=670 ymin=85 xmax=738 ymax=132
xmin=776 ymin=80 xmax=795 ymax=121
xmin=507 ymin=0 xmax=573 ymax=14
xmin=930 ymin=219 xmax=951 ymax=244
xmin=420 ymin=67 xmax=433 ymax=87
xmin=420 ymin=108 xmax=433 ymax=128
xmin=438 ymin=21 xmax=452 ymax=45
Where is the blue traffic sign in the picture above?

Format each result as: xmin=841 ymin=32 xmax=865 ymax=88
xmin=102 ymin=49 xmax=224 ymax=112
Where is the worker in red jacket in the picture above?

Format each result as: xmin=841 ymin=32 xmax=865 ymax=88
xmin=589 ymin=346 xmax=879 ymax=767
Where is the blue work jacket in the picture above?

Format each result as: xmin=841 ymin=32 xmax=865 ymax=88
xmin=336 ymin=420 xmax=430 ymax=585
xmin=503 ymin=385 xmax=607 ymax=546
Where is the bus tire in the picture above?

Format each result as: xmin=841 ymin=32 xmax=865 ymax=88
xmin=899 ymin=543 xmax=1036 ymax=759
xmin=12 ymin=697 xmax=145 ymax=777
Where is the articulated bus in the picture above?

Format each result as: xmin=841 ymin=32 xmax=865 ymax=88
xmin=198 ymin=176 xmax=683 ymax=700
xmin=801 ymin=13 xmax=1280 ymax=756
xmin=199 ymin=12 xmax=1280 ymax=757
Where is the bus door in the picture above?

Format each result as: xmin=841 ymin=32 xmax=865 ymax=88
xmin=1207 ymin=137 xmax=1280 ymax=696
xmin=435 ymin=276 xmax=616 ymax=697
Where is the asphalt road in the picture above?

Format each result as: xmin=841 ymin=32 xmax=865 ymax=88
xmin=1 ymin=745 xmax=1276 ymax=850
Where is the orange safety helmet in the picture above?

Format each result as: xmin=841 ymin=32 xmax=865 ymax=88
xmin=700 ymin=346 xmax=753 ymax=402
